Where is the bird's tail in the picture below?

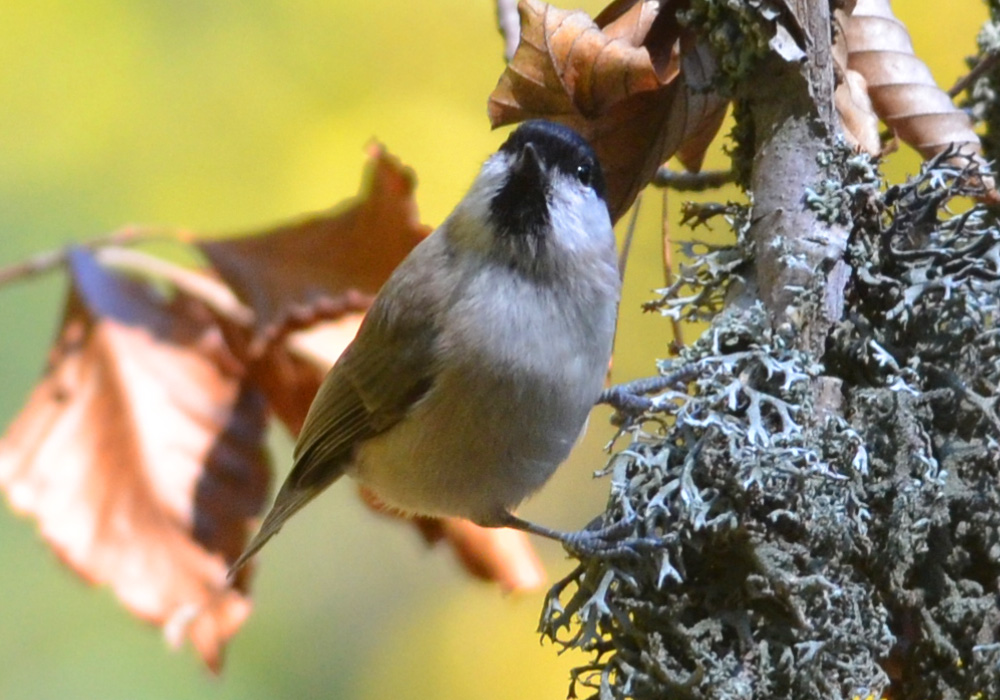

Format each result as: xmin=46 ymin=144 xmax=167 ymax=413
xmin=227 ymin=480 xmax=325 ymax=579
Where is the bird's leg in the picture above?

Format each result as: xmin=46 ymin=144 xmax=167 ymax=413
xmin=490 ymin=511 xmax=660 ymax=559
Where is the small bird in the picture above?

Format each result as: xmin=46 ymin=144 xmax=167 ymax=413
xmin=230 ymin=120 xmax=621 ymax=574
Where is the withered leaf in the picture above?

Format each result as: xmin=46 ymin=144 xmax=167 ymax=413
xmin=489 ymin=0 xmax=728 ymax=220
xmin=360 ymin=487 xmax=546 ymax=592
xmin=0 ymin=248 xmax=270 ymax=671
xmin=832 ymin=6 xmax=883 ymax=156
xmin=247 ymin=316 xmax=366 ymax=437
xmin=671 ymin=38 xmax=729 ymax=174
xmin=844 ymin=0 xmax=982 ymax=159
xmin=199 ymin=144 xmax=431 ymax=351
xmin=88 ymin=247 xmax=367 ymax=441
xmin=489 ymin=0 xmax=665 ymax=122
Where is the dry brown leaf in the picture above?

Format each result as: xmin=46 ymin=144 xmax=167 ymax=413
xmin=844 ymin=0 xmax=982 ymax=159
xmin=412 ymin=516 xmax=546 ymax=592
xmin=574 ymin=37 xmax=726 ymax=220
xmin=489 ymin=0 xmax=662 ymax=122
xmin=672 ymin=38 xmax=729 ymax=174
xmin=360 ymin=486 xmax=546 ymax=592
xmin=245 ymin=317 xmax=367 ymax=437
xmin=489 ymin=0 xmax=727 ymax=220
xmin=832 ymin=7 xmax=882 ymax=155
xmin=0 ymin=248 xmax=270 ymax=671
xmin=100 ymin=246 xmax=368 ymax=440
xmin=835 ymin=67 xmax=883 ymax=156
xmin=198 ymin=144 xmax=431 ymax=351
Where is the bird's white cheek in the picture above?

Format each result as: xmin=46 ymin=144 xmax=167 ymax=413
xmin=548 ymin=188 xmax=614 ymax=255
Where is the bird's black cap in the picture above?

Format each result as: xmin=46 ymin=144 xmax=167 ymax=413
xmin=498 ymin=120 xmax=606 ymax=201
xmin=490 ymin=121 xmax=606 ymax=239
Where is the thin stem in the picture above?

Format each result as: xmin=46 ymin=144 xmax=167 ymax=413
xmin=618 ymin=193 xmax=642 ymax=280
xmin=661 ymin=190 xmax=685 ymax=349
xmin=95 ymin=246 xmax=253 ymax=326
xmin=949 ymin=49 xmax=1000 ymax=98
xmin=0 ymin=225 xmax=192 ymax=288
xmin=652 ymin=168 xmax=734 ymax=191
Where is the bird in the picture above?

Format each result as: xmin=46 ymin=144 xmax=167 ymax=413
xmin=230 ymin=120 xmax=621 ymax=575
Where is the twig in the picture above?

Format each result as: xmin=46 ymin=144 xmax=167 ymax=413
xmin=680 ymin=201 xmax=736 ymax=228
xmin=661 ymin=190 xmax=685 ymax=349
xmin=94 ymin=246 xmax=340 ymax=371
xmin=652 ymin=169 xmax=735 ymax=191
xmin=95 ymin=247 xmax=253 ymax=326
xmin=949 ymin=49 xmax=1000 ymax=98
xmin=0 ymin=225 xmax=191 ymax=288
xmin=618 ymin=193 xmax=642 ymax=280
xmin=496 ymin=0 xmax=521 ymax=62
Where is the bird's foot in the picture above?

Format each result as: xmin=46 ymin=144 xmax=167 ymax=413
xmin=493 ymin=511 xmax=660 ymax=559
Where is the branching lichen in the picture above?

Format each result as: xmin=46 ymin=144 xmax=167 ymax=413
xmin=546 ymin=301 xmax=890 ymax=700
xmin=965 ymin=3 xmax=1000 ymax=164
xmin=833 ymin=151 xmax=1000 ymax=700
xmin=643 ymin=202 xmax=750 ymax=323
xmin=678 ymin=0 xmax=793 ymax=94
xmin=542 ymin=152 xmax=1000 ymax=699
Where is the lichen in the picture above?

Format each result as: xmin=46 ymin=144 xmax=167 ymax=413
xmin=678 ymin=0 xmax=786 ymax=93
xmin=541 ymin=150 xmax=1000 ymax=698
xmin=643 ymin=201 xmax=750 ymax=323
xmin=965 ymin=3 xmax=1000 ymax=163
xmin=834 ymin=151 xmax=1000 ymax=700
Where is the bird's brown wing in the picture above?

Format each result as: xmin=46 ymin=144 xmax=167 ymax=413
xmin=228 ymin=266 xmax=442 ymax=575
xmin=292 ymin=317 xmax=438 ymax=487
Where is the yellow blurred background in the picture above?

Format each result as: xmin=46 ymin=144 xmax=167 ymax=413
xmin=0 ymin=1 xmax=986 ymax=698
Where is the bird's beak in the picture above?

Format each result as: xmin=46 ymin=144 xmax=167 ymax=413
xmin=512 ymin=142 xmax=544 ymax=182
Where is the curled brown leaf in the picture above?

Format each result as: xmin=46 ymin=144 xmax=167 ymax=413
xmin=489 ymin=0 xmax=728 ymax=221
xmin=360 ymin=486 xmax=546 ymax=592
xmin=198 ymin=144 xmax=431 ymax=352
xmin=843 ymin=0 xmax=982 ymax=159
xmin=489 ymin=0 xmax=664 ymax=123
xmin=0 ymin=248 xmax=270 ymax=671
xmin=832 ymin=6 xmax=883 ymax=156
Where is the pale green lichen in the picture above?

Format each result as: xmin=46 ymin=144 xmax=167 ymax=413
xmin=643 ymin=202 xmax=750 ymax=323
xmin=678 ymin=0 xmax=787 ymax=92
xmin=806 ymin=147 xmax=881 ymax=226
xmin=964 ymin=3 xmax=1000 ymax=162
xmin=542 ymin=150 xmax=1000 ymax=699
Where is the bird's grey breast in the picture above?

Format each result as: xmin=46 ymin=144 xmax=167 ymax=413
xmin=436 ymin=259 xmax=614 ymax=471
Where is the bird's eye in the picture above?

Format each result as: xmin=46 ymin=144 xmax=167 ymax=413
xmin=576 ymin=162 xmax=593 ymax=186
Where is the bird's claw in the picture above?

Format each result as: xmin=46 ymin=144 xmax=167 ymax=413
xmin=560 ymin=518 xmax=661 ymax=559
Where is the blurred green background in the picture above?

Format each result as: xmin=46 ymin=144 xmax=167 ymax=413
xmin=0 ymin=1 xmax=986 ymax=698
